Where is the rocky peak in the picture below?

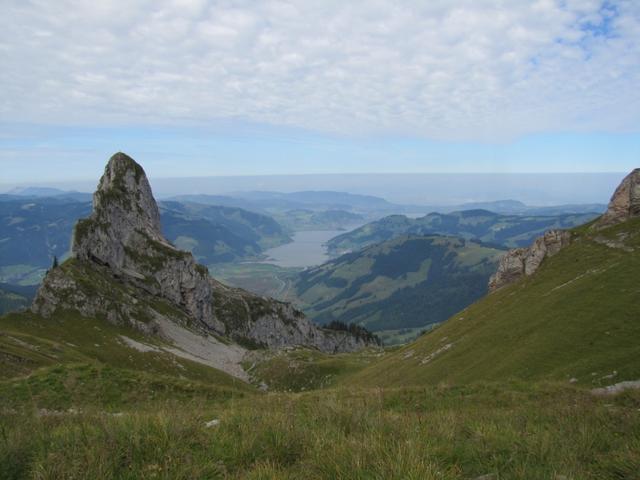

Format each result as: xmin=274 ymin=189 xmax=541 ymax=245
xmin=93 ymin=152 xmax=162 ymax=239
xmin=34 ymin=152 xmax=375 ymax=356
xmin=595 ymin=168 xmax=640 ymax=229
xmin=72 ymin=153 xmax=168 ymax=267
xmin=67 ymin=152 xmax=217 ymax=330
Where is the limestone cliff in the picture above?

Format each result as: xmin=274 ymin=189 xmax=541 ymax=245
xmin=594 ymin=168 xmax=640 ymax=229
xmin=33 ymin=152 xmax=374 ymax=353
xmin=488 ymin=230 xmax=571 ymax=292
xmin=70 ymin=152 xmax=219 ymax=331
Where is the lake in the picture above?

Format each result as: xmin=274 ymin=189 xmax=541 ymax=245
xmin=260 ymin=230 xmax=347 ymax=268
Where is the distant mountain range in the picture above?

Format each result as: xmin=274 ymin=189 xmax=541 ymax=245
xmin=273 ymin=209 xmax=365 ymax=231
xmin=0 ymin=187 xmax=605 ymax=304
xmin=431 ymin=199 xmax=607 ymax=216
xmin=0 ymin=196 xmax=291 ymax=284
xmin=5 ymin=186 xmax=607 ymax=216
xmin=171 ymin=192 xmax=607 ymax=219
xmin=327 ymin=210 xmax=600 ymax=255
xmin=170 ymin=190 xmax=409 ymax=215
xmin=6 ymin=187 xmax=93 ymax=202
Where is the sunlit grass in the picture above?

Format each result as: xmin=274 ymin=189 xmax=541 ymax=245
xmin=1 ymin=382 xmax=639 ymax=479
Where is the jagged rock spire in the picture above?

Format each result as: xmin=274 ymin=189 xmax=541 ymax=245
xmin=33 ymin=152 xmax=376 ymax=354
xmin=94 ymin=152 xmax=162 ymax=238
xmin=72 ymin=152 xmax=165 ymax=266
xmin=70 ymin=152 xmax=217 ymax=329
xmin=596 ymin=168 xmax=640 ymax=228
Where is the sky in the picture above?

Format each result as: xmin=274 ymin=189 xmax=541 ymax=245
xmin=1 ymin=0 xmax=639 ymax=185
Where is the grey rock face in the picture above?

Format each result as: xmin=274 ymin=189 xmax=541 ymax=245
xmin=69 ymin=152 xmax=216 ymax=331
xmin=33 ymin=261 xmax=168 ymax=336
xmin=33 ymin=152 xmax=373 ymax=353
xmin=210 ymin=279 xmax=373 ymax=352
xmin=488 ymin=230 xmax=571 ymax=292
xmin=595 ymin=168 xmax=640 ymax=229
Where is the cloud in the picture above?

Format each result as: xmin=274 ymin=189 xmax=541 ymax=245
xmin=0 ymin=0 xmax=638 ymax=140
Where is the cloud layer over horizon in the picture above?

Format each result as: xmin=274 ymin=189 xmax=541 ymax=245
xmin=2 ymin=0 xmax=639 ymax=141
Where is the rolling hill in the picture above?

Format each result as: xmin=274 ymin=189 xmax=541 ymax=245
xmin=159 ymin=201 xmax=291 ymax=263
xmin=292 ymin=235 xmax=503 ymax=337
xmin=327 ymin=209 xmax=599 ymax=255
xmin=0 ymin=197 xmax=92 ymax=284
xmin=160 ymin=201 xmax=290 ymax=248
xmin=272 ymin=209 xmax=364 ymax=231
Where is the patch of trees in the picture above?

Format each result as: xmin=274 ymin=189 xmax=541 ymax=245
xmin=324 ymin=320 xmax=381 ymax=345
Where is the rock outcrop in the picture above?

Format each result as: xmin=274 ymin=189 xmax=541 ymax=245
xmin=488 ymin=230 xmax=571 ymax=292
xmin=594 ymin=168 xmax=640 ymax=229
xmin=489 ymin=168 xmax=640 ymax=292
xmin=33 ymin=152 xmax=375 ymax=353
xmin=70 ymin=152 xmax=219 ymax=331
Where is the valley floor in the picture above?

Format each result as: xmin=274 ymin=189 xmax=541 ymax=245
xmin=2 ymin=372 xmax=639 ymax=479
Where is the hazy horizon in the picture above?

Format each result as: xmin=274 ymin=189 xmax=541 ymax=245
xmin=0 ymin=171 xmax=625 ymax=206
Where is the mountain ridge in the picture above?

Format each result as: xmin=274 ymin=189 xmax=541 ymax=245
xmin=327 ymin=209 xmax=598 ymax=256
xmin=291 ymin=234 xmax=502 ymax=337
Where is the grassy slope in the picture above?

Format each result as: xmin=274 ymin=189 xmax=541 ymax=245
xmin=352 ymin=218 xmax=640 ymax=388
xmin=244 ymin=347 xmax=386 ymax=392
xmin=0 ymin=311 xmax=253 ymax=393
xmin=293 ymin=235 xmax=502 ymax=335
xmin=2 ymin=382 xmax=639 ymax=479
xmin=1 ymin=218 xmax=639 ymax=477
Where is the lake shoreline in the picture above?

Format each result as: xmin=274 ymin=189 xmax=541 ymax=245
xmin=259 ymin=224 xmax=364 ymax=268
